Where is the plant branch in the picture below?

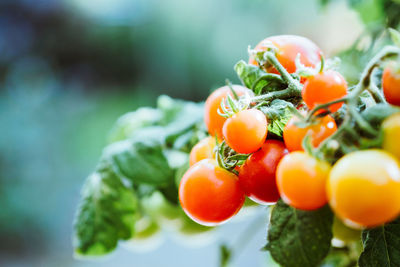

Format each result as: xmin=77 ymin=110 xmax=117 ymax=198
xmin=264 ymin=52 xmax=302 ymax=92
xmin=305 ymin=97 xmax=349 ymax=122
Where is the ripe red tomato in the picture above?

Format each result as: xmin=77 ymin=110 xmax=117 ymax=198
xmin=382 ymin=63 xmax=400 ymax=106
xmin=276 ymin=151 xmax=331 ymax=210
xmin=204 ymin=85 xmax=252 ymax=139
xmin=189 ymin=136 xmax=216 ymax=166
xmin=179 ymin=159 xmax=245 ymax=226
xmin=249 ymin=35 xmax=322 ymax=75
xmin=302 ymin=70 xmax=348 ymax=113
xmin=283 ymin=114 xmax=337 ymax=152
xmin=222 ymin=109 xmax=268 ymax=154
xmin=239 ymin=140 xmax=288 ymax=204
xmin=327 ymin=150 xmax=400 ymax=228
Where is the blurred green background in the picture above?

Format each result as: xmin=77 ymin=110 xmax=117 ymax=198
xmin=0 ymin=0 xmax=395 ymax=266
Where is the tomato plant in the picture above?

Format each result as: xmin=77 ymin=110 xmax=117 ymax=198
xmin=302 ymin=70 xmax=348 ymax=113
xmin=283 ymin=114 xmax=337 ymax=152
xmin=222 ymin=109 xmax=268 ymax=154
xmin=238 ymin=140 xmax=288 ymax=204
xmin=179 ymin=159 xmax=245 ymax=226
xmin=73 ymin=29 xmax=400 ymax=267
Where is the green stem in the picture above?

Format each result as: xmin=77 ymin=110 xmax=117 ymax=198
xmin=251 ymin=88 xmax=299 ymax=102
xmin=350 ymin=45 xmax=400 ymax=98
xmin=249 ymin=52 xmax=303 ymax=103
xmin=315 ymin=110 xmax=351 ymax=157
xmin=367 ymin=84 xmax=386 ymax=104
xmin=349 ymin=107 xmax=378 ymax=136
xmin=264 ymin=52 xmax=302 ymax=92
xmin=367 ymin=68 xmax=386 ymax=104
xmin=305 ymin=97 xmax=349 ymax=122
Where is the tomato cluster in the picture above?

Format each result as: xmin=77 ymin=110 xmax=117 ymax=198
xmin=179 ymin=34 xmax=400 ymax=230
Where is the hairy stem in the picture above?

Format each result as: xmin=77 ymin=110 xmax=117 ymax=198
xmin=265 ymin=52 xmax=302 ymax=92
xmin=305 ymin=97 xmax=349 ymax=122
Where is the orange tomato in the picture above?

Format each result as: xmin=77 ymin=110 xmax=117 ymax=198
xmin=327 ymin=150 xmax=400 ymax=228
xmin=204 ymin=85 xmax=252 ymax=139
xmin=222 ymin=109 xmax=268 ymax=154
xmin=302 ymin=70 xmax=348 ymax=113
xmin=283 ymin=115 xmax=337 ymax=152
xmin=382 ymin=63 xmax=400 ymax=106
xmin=249 ymin=35 xmax=321 ymax=76
xmin=276 ymin=151 xmax=331 ymax=210
xmin=189 ymin=136 xmax=216 ymax=166
xmin=179 ymin=159 xmax=245 ymax=226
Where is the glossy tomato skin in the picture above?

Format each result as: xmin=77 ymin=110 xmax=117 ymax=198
xmin=283 ymin=115 xmax=337 ymax=152
xmin=239 ymin=140 xmax=288 ymax=204
xmin=276 ymin=151 xmax=331 ymax=210
xmin=383 ymin=64 xmax=400 ymax=106
xmin=302 ymin=70 xmax=348 ymax=113
xmin=179 ymin=159 xmax=245 ymax=226
xmin=327 ymin=150 xmax=400 ymax=228
xmin=189 ymin=136 xmax=216 ymax=166
xmin=222 ymin=109 xmax=268 ymax=154
xmin=204 ymin=85 xmax=252 ymax=139
xmin=383 ymin=113 xmax=400 ymax=161
xmin=249 ymin=35 xmax=321 ymax=75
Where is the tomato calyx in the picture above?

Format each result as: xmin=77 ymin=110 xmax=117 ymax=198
xmin=215 ymin=140 xmax=249 ymax=175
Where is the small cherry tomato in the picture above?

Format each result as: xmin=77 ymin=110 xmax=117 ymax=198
xmin=276 ymin=151 xmax=331 ymax=210
xmin=327 ymin=150 xmax=400 ymax=228
xmin=189 ymin=136 xmax=216 ymax=166
xmin=382 ymin=63 xmax=400 ymax=106
xmin=302 ymin=70 xmax=348 ymax=113
xmin=283 ymin=114 xmax=337 ymax=152
xmin=222 ymin=109 xmax=268 ymax=154
xmin=239 ymin=140 xmax=288 ymax=204
xmin=383 ymin=113 xmax=400 ymax=161
xmin=179 ymin=159 xmax=245 ymax=226
xmin=249 ymin=35 xmax=322 ymax=75
xmin=204 ymin=85 xmax=252 ymax=139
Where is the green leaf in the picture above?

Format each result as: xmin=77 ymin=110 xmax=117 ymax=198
xmin=261 ymin=99 xmax=293 ymax=137
xmin=234 ymin=60 xmax=288 ymax=95
xmin=234 ymin=60 xmax=267 ymax=89
xmin=163 ymin=101 xmax=204 ymax=147
xmin=73 ymin=159 xmax=138 ymax=256
xmin=358 ymin=217 xmax=400 ymax=267
xmin=265 ymin=200 xmax=333 ymax=267
xmin=105 ymin=137 xmax=174 ymax=186
xmin=108 ymin=107 xmax=162 ymax=143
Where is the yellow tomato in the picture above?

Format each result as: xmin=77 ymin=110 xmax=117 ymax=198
xmin=327 ymin=150 xmax=400 ymax=228
xmin=383 ymin=113 xmax=400 ymax=161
